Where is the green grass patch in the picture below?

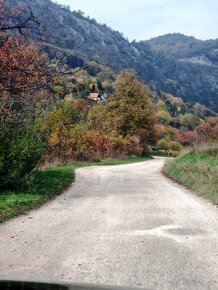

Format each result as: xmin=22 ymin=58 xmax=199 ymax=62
xmin=164 ymin=152 xmax=218 ymax=204
xmin=0 ymin=156 xmax=149 ymax=222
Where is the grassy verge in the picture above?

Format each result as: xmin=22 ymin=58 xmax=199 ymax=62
xmin=0 ymin=156 xmax=149 ymax=223
xmin=164 ymin=152 xmax=218 ymax=204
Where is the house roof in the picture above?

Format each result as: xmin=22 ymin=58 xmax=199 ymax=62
xmin=89 ymin=92 xmax=100 ymax=99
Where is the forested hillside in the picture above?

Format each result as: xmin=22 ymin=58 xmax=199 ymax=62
xmin=144 ymin=34 xmax=218 ymax=110
xmin=8 ymin=0 xmax=218 ymax=112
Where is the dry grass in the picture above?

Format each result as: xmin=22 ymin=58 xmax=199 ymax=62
xmin=164 ymin=148 xmax=218 ymax=204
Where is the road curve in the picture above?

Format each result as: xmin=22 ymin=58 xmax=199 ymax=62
xmin=0 ymin=158 xmax=218 ymax=289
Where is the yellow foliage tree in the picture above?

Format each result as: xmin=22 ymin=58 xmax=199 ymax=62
xmin=88 ymin=70 xmax=156 ymax=144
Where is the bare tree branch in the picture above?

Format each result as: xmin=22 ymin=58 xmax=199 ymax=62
xmin=0 ymin=6 xmax=42 ymax=36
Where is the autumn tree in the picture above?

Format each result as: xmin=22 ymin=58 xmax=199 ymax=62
xmin=0 ymin=0 xmax=53 ymax=128
xmin=182 ymin=131 xmax=197 ymax=146
xmin=88 ymin=70 xmax=156 ymax=145
xmin=156 ymin=100 xmax=172 ymax=125
xmin=196 ymin=116 xmax=218 ymax=143
xmin=180 ymin=113 xmax=201 ymax=130
xmin=0 ymin=1 xmax=54 ymax=188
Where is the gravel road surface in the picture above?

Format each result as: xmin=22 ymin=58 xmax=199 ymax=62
xmin=0 ymin=158 xmax=218 ymax=289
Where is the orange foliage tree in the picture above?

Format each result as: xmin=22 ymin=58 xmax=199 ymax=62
xmin=0 ymin=1 xmax=56 ymax=188
xmin=0 ymin=0 xmax=52 ymax=129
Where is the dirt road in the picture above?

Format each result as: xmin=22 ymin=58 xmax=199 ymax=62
xmin=0 ymin=158 xmax=218 ymax=289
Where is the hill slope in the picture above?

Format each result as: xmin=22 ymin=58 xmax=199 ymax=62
xmin=144 ymin=34 xmax=218 ymax=110
xmin=9 ymin=0 xmax=218 ymax=112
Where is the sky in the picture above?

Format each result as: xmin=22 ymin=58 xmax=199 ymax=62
xmin=55 ymin=0 xmax=218 ymax=41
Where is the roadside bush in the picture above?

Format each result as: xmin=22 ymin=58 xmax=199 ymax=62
xmin=157 ymin=138 xmax=181 ymax=156
xmin=196 ymin=116 xmax=218 ymax=143
xmin=168 ymin=141 xmax=182 ymax=152
xmin=142 ymin=144 xmax=152 ymax=157
xmin=40 ymin=123 xmax=140 ymax=165
xmin=181 ymin=131 xmax=197 ymax=146
xmin=194 ymin=117 xmax=218 ymax=155
xmin=0 ymin=128 xmax=44 ymax=189
xmin=157 ymin=138 xmax=169 ymax=150
xmin=151 ymin=145 xmax=165 ymax=156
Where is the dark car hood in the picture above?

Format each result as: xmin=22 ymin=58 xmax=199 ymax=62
xmin=0 ymin=280 xmax=153 ymax=290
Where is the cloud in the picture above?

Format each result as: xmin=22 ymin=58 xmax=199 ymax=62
xmin=54 ymin=0 xmax=218 ymax=40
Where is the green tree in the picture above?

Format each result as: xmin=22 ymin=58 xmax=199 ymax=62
xmin=180 ymin=113 xmax=201 ymax=130
xmin=156 ymin=110 xmax=172 ymax=124
xmin=157 ymin=138 xmax=181 ymax=156
xmin=156 ymin=100 xmax=172 ymax=124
